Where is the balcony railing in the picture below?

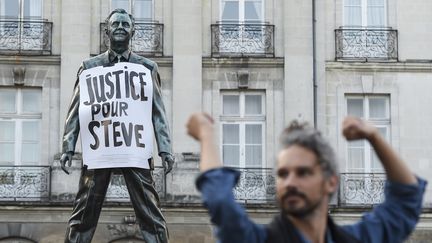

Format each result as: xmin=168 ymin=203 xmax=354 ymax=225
xmin=232 ymin=168 xmax=275 ymax=203
xmin=211 ymin=23 xmax=275 ymax=57
xmin=106 ymin=167 xmax=165 ymax=201
xmin=339 ymin=173 xmax=386 ymax=206
xmin=335 ymin=28 xmax=398 ymax=61
xmin=0 ymin=166 xmax=51 ymax=201
xmin=100 ymin=22 xmax=163 ymax=56
xmin=0 ymin=20 xmax=52 ymax=55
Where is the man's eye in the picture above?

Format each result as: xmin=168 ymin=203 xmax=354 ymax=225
xmin=277 ymin=170 xmax=288 ymax=179
xmin=112 ymin=23 xmax=119 ymax=27
xmin=123 ymin=23 xmax=130 ymax=27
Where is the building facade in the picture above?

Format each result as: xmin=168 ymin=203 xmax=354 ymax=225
xmin=0 ymin=0 xmax=431 ymax=242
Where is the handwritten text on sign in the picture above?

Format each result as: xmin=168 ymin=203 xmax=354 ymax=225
xmin=78 ymin=63 xmax=153 ymax=169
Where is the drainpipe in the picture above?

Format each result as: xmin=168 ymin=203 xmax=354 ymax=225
xmin=312 ymin=0 xmax=317 ymax=128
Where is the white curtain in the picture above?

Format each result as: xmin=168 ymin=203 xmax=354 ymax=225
xmin=347 ymin=98 xmax=364 ymax=118
xmin=245 ymin=124 xmax=262 ymax=167
xmin=134 ymin=0 xmax=152 ymax=21
xmin=367 ymin=0 xmax=385 ymax=26
xmin=244 ymin=0 xmax=262 ymax=22
xmin=221 ymin=0 xmax=239 ymax=22
xmin=22 ymin=89 xmax=41 ymax=113
xmin=348 ymin=140 xmax=364 ymax=171
xmin=0 ymin=121 xmax=15 ymax=164
xmin=112 ymin=0 xmax=129 ymax=11
xmin=223 ymin=95 xmax=240 ymax=115
xmin=223 ymin=124 xmax=240 ymax=167
xmin=245 ymin=95 xmax=262 ymax=115
xmin=21 ymin=121 xmax=40 ymax=164
xmin=0 ymin=89 xmax=16 ymax=113
xmin=369 ymin=98 xmax=387 ymax=119
xmin=21 ymin=0 xmax=42 ymax=19
xmin=344 ymin=0 xmax=361 ymax=26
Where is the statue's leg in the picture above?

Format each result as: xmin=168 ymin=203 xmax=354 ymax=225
xmin=65 ymin=167 xmax=112 ymax=243
xmin=123 ymin=167 xmax=169 ymax=243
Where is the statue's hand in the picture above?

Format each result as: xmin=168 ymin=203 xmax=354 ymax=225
xmin=161 ymin=152 xmax=175 ymax=175
xmin=59 ymin=152 xmax=74 ymax=175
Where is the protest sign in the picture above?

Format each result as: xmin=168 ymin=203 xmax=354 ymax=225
xmin=78 ymin=63 xmax=153 ymax=169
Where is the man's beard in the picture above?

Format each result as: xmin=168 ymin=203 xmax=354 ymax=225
xmin=279 ymin=188 xmax=324 ymax=218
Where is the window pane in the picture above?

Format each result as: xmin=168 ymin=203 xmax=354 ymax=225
xmin=134 ymin=0 xmax=152 ymax=20
xmin=223 ymin=95 xmax=240 ymax=115
xmin=223 ymin=145 xmax=240 ymax=167
xmin=371 ymin=127 xmax=387 ymax=171
xmin=347 ymin=98 xmax=364 ymax=117
xmin=22 ymin=89 xmax=42 ymax=113
xmin=367 ymin=6 xmax=384 ymax=26
xmin=344 ymin=6 xmax=362 ymax=26
xmin=22 ymin=121 xmax=40 ymax=141
xmin=368 ymin=0 xmax=384 ymax=6
xmin=245 ymin=0 xmax=262 ymax=21
xmin=245 ymin=145 xmax=261 ymax=167
xmin=1 ymin=0 xmax=19 ymax=18
xmin=221 ymin=1 xmax=239 ymax=21
xmin=0 ymin=121 xmax=15 ymax=141
xmin=0 ymin=143 xmax=14 ymax=163
xmin=0 ymin=89 xmax=16 ymax=113
xmin=348 ymin=147 xmax=364 ymax=171
xmin=245 ymin=95 xmax=262 ymax=115
xmin=223 ymin=124 xmax=239 ymax=144
xmin=345 ymin=0 xmax=361 ymax=5
xmin=24 ymin=0 xmax=42 ymax=19
xmin=245 ymin=124 xmax=261 ymax=144
xmin=369 ymin=97 xmax=388 ymax=119
xmin=112 ymin=0 xmax=129 ymax=10
xmin=21 ymin=143 xmax=39 ymax=163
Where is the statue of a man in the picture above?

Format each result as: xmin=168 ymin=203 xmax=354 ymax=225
xmin=60 ymin=8 xmax=174 ymax=243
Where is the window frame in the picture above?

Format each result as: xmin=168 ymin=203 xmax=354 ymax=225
xmin=343 ymin=0 xmax=387 ymax=27
xmin=0 ymin=0 xmax=43 ymax=20
xmin=111 ymin=0 xmax=154 ymax=22
xmin=345 ymin=94 xmax=390 ymax=173
xmin=0 ymin=87 xmax=42 ymax=166
xmin=220 ymin=91 xmax=266 ymax=168
xmin=220 ymin=0 xmax=264 ymax=23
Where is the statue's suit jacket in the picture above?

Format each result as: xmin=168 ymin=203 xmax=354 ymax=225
xmin=62 ymin=51 xmax=172 ymax=161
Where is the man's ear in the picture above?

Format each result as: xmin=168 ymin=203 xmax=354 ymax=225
xmin=325 ymin=174 xmax=339 ymax=195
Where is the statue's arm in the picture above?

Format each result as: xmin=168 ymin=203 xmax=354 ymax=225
xmin=151 ymin=63 xmax=175 ymax=174
xmin=59 ymin=66 xmax=83 ymax=174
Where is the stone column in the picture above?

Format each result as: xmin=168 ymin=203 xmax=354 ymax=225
xmin=172 ymin=0 xmax=203 ymax=153
xmin=283 ymin=0 xmax=314 ymax=124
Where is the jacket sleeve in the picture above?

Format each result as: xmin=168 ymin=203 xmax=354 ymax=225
xmin=196 ymin=168 xmax=267 ymax=243
xmin=61 ymin=66 xmax=84 ymax=154
xmin=151 ymin=63 xmax=172 ymax=155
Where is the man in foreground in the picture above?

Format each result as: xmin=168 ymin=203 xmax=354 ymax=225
xmin=187 ymin=113 xmax=426 ymax=243
xmin=60 ymin=9 xmax=173 ymax=243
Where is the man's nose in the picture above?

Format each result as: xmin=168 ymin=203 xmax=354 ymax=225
xmin=283 ymin=174 xmax=298 ymax=188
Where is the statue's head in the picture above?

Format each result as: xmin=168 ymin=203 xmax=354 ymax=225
xmin=105 ymin=8 xmax=135 ymax=47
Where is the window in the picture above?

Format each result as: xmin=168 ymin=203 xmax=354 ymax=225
xmin=112 ymin=0 xmax=153 ymax=21
xmin=221 ymin=0 xmax=263 ymax=23
xmin=220 ymin=91 xmax=265 ymax=168
xmin=0 ymin=0 xmax=42 ymax=19
xmin=0 ymin=88 xmax=42 ymax=165
xmin=346 ymin=95 xmax=389 ymax=172
xmin=344 ymin=0 xmax=386 ymax=27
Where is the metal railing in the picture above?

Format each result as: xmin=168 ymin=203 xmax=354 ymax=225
xmin=211 ymin=23 xmax=275 ymax=57
xmin=106 ymin=167 xmax=165 ymax=201
xmin=100 ymin=22 xmax=164 ymax=56
xmin=0 ymin=20 xmax=52 ymax=55
xmin=231 ymin=167 xmax=275 ymax=203
xmin=0 ymin=166 xmax=50 ymax=201
xmin=335 ymin=28 xmax=398 ymax=61
xmin=339 ymin=173 xmax=386 ymax=206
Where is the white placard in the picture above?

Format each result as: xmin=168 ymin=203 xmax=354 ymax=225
xmin=78 ymin=63 xmax=153 ymax=169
